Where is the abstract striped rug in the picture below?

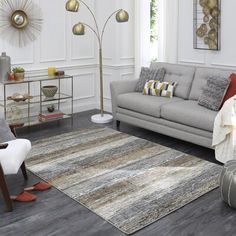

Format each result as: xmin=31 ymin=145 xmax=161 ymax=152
xmin=26 ymin=127 xmax=221 ymax=235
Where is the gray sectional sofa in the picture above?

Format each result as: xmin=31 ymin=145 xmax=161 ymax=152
xmin=110 ymin=62 xmax=234 ymax=148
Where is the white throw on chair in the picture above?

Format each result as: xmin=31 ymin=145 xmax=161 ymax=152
xmin=0 ymin=120 xmax=31 ymax=211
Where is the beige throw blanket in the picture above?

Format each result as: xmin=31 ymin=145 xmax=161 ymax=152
xmin=212 ymin=95 xmax=236 ymax=163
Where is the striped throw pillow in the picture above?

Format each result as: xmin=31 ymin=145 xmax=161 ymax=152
xmin=143 ymin=80 xmax=177 ymax=98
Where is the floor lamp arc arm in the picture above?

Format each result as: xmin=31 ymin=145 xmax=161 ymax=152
xmin=101 ymin=9 xmax=121 ymax=47
xmin=81 ymin=22 xmax=101 ymax=47
xmin=78 ymin=0 xmax=101 ymax=39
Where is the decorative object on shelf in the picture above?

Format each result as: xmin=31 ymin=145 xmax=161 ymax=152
xmin=55 ymin=71 xmax=65 ymax=76
xmin=12 ymin=67 xmax=25 ymax=81
xmin=41 ymin=85 xmax=58 ymax=98
xmin=65 ymin=0 xmax=129 ymax=124
xmin=38 ymin=110 xmax=64 ymax=122
xmin=0 ymin=0 xmax=43 ymax=47
xmin=8 ymin=72 xmax=15 ymax=81
xmin=7 ymin=93 xmax=33 ymax=102
xmin=193 ymin=0 xmax=221 ymax=50
xmin=47 ymin=104 xmax=55 ymax=113
xmin=219 ymin=160 xmax=236 ymax=209
xmin=48 ymin=67 xmax=56 ymax=76
xmin=6 ymin=105 xmax=23 ymax=125
xmin=0 ymin=52 xmax=11 ymax=82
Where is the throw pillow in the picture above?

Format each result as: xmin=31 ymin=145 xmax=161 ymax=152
xmin=198 ymin=76 xmax=230 ymax=111
xmin=222 ymin=73 xmax=236 ymax=104
xmin=143 ymin=80 xmax=177 ymax=98
xmin=135 ymin=67 xmax=166 ymax=92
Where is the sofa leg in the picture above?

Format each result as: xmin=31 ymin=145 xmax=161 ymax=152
xmin=20 ymin=162 xmax=28 ymax=181
xmin=0 ymin=164 xmax=13 ymax=212
xmin=116 ymin=120 xmax=120 ymax=130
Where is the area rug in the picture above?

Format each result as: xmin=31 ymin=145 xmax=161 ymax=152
xmin=26 ymin=127 xmax=221 ymax=235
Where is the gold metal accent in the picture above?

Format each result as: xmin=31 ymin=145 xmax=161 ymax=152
xmin=196 ymin=28 xmax=205 ymax=38
xmin=203 ymin=15 xmax=209 ymax=23
xmin=208 ymin=0 xmax=218 ymax=9
xmin=200 ymin=23 xmax=208 ymax=33
xmin=204 ymin=37 xmax=210 ymax=45
xmin=11 ymin=10 xmax=28 ymax=29
xmin=65 ymin=0 xmax=79 ymax=12
xmin=66 ymin=1 xmax=129 ymax=117
xmin=116 ymin=10 xmax=129 ymax=22
xmin=211 ymin=7 xmax=220 ymax=18
xmin=72 ymin=23 xmax=85 ymax=35
xmin=208 ymin=29 xmax=217 ymax=40
xmin=199 ymin=0 xmax=208 ymax=7
xmin=208 ymin=39 xmax=217 ymax=49
xmin=203 ymin=6 xmax=210 ymax=16
xmin=209 ymin=18 xmax=218 ymax=29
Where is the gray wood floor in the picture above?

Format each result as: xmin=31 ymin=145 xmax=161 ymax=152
xmin=0 ymin=110 xmax=235 ymax=236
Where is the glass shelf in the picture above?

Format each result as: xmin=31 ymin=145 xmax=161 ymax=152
xmin=0 ymin=74 xmax=73 ymax=128
xmin=0 ymin=75 xmax=72 ymax=85
xmin=6 ymin=114 xmax=72 ymax=127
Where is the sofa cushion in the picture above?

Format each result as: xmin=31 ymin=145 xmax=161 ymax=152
xmin=150 ymin=62 xmax=195 ymax=99
xmin=117 ymin=92 xmax=183 ymax=118
xmin=198 ymin=76 xmax=230 ymax=111
xmin=189 ymin=67 xmax=234 ymax=100
xmin=161 ymin=100 xmax=218 ymax=132
xmin=135 ymin=67 xmax=166 ymax=92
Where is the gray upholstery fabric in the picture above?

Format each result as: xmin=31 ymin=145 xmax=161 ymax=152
xmin=161 ymin=100 xmax=218 ymax=132
xmin=150 ymin=62 xmax=195 ymax=99
xmin=135 ymin=67 xmax=166 ymax=92
xmin=198 ymin=76 xmax=230 ymax=111
xmin=117 ymin=107 xmax=213 ymax=138
xmin=116 ymin=113 xmax=213 ymax=148
xmin=117 ymin=92 xmax=183 ymax=118
xmin=189 ymin=67 xmax=233 ymax=100
xmin=0 ymin=119 xmax=15 ymax=143
xmin=110 ymin=79 xmax=138 ymax=119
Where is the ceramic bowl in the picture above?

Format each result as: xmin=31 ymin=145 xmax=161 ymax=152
xmin=42 ymin=85 xmax=58 ymax=98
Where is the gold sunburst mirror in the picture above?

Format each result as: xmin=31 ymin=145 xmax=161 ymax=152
xmin=0 ymin=0 xmax=43 ymax=47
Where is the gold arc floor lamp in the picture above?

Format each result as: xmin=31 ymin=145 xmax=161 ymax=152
xmin=66 ymin=0 xmax=129 ymax=124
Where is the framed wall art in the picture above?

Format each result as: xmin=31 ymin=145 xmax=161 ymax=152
xmin=193 ymin=0 xmax=221 ymax=50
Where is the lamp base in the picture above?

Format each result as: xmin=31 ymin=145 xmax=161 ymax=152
xmin=91 ymin=114 xmax=113 ymax=124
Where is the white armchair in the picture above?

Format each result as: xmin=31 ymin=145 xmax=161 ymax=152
xmin=0 ymin=120 xmax=31 ymax=211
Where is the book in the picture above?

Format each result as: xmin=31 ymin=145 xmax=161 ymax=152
xmin=39 ymin=110 xmax=64 ymax=120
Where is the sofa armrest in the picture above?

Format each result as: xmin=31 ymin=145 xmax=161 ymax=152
xmin=110 ymin=79 xmax=138 ymax=120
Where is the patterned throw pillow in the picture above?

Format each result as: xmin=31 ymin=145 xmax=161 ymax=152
xmin=198 ymin=76 xmax=230 ymax=111
xmin=135 ymin=67 xmax=166 ymax=92
xmin=143 ymin=80 xmax=177 ymax=98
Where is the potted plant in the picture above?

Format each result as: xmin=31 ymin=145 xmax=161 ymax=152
xmin=12 ymin=67 xmax=25 ymax=81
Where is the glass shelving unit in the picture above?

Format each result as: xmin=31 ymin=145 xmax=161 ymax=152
xmin=0 ymin=74 xmax=73 ymax=127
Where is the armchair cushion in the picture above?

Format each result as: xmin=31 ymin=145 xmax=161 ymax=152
xmin=0 ymin=139 xmax=31 ymax=175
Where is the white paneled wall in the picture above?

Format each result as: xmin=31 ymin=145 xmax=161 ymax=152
xmin=177 ymin=0 xmax=236 ymax=69
xmin=0 ymin=0 xmax=135 ymax=115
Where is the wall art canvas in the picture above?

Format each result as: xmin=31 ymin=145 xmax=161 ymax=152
xmin=193 ymin=0 xmax=221 ymax=50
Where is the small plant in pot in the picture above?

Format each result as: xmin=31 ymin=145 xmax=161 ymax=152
xmin=13 ymin=67 xmax=25 ymax=81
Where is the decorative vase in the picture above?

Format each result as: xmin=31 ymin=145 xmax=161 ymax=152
xmin=14 ymin=72 xmax=25 ymax=81
xmin=219 ymin=160 xmax=236 ymax=208
xmin=41 ymin=85 xmax=58 ymax=98
xmin=0 ymin=52 xmax=11 ymax=81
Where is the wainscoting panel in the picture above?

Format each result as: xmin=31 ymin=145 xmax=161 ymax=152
xmin=73 ymin=73 xmax=96 ymax=101
xmin=39 ymin=0 xmax=66 ymax=63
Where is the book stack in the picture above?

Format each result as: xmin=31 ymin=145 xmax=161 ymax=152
xmin=38 ymin=110 xmax=64 ymax=122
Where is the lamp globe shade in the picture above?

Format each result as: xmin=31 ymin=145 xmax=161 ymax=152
xmin=116 ymin=9 xmax=129 ymax=23
xmin=66 ymin=0 xmax=79 ymax=12
xmin=73 ymin=23 xmax=85 ymax=35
